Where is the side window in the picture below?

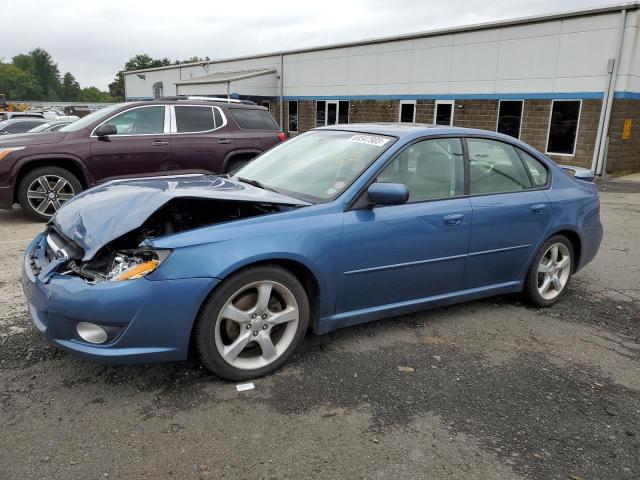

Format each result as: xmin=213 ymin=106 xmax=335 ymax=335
xmin=378 ymin=138 xmax=464 ymax=202
xmin=175 ymin=106 xmax=215 ymax=133
xmin=468 ymin=138 xmax=532 ymax=195
xmin=230 ymin=109 xmax=279 ymax=130
xmin=104 ymin=106 xmax=165 ymax=135
xmin=518 ymin=149 xmax=548 ymax=187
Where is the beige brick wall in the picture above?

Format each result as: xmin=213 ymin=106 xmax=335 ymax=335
xmin=451 ymin=100 xmax=498 ymax=130
xmin=280 ymin=97 xmax=635 ymax=173
xmin=608 ymin=99 xmax=640 ymax=175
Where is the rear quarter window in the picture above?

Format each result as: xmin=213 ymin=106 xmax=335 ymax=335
xmin=230 ymin=108 xmax=279 ymax=130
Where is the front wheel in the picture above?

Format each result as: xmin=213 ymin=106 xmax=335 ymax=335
xmin=523 ymin=235 xmax=574 ymax=307
xmin=194 ymin=266 xmax=309 ymax=381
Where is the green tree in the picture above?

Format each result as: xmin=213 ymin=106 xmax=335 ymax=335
xmin=0 ymin=63 xmax=42 ymax=100
xmin=80 ymin=86 xmax=115 ymax=103
xmin=60 ymin=72 xmax=81 ymax=101
xmin=12 ymin=48 xmax=61 ymax=100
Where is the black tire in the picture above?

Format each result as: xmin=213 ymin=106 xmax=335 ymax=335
xmin=225 ymin=159 xmax=250 ymax=174
xmin=195 ymin=265 xmax=310 ymax=381
xmin=523 ymin=235 xmax=574 ymax=307
xmin=17 ymin=166 xmax=82 ymax=221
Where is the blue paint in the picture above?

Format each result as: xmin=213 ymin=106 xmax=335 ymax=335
xmin=284 ymin=92 xmax=607 ymax=101
xmin=613 ymin=91 xmax=640 ymax=100
xmin=22 ymin=124 xmax=603 ymax=366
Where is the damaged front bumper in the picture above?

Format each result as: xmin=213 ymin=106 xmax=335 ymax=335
xmin=22 ymin=232 xmax=219 ymax=364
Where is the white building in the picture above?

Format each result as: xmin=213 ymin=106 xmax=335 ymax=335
xmin=125 ymin=3 xmax=640 ymax=174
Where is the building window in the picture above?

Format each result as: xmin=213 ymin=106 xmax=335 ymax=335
xmin=152 ymin=82 xmax=163 ymax=99
xmin=434 ymin=100 xmax=454 ymax=126
xmin=546 ymin=100 xmax=581 ymax=155
xmin=316 ymin=101 xmax=325 ymax=127
xmin=497 ymin=100 xmax=523 ymax=138
xmin=399 ymin=100 xmax=416 ymax=123
xmin=262 ymin=100 xmax=271 ymax=111
xmin=316 ymin=100 xmax=349 ymax=126
xmin=288 ymin=100 xmax=298 ymax=133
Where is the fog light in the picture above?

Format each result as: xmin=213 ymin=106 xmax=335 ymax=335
xmin=77 ymin=322 xmax=108 ymax=344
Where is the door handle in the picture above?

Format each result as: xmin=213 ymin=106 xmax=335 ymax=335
xmin=151 ymin=140 xmax=168 ymax=146
xmin=217 ymin=139 xmax=232 ymax=144
xmin=443 ymin=213 xmax=464 ymax=226
xmin=531 ymin=203 xmax=546 ymax=215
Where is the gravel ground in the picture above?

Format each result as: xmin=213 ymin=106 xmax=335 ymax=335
xmin=1 ymin=183 xmax=639 ymax=480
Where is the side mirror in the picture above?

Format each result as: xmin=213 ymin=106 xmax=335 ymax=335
xmin=367 ymin=182 xmax=409 ymax=206
xmin=95 ymin=123 xmax=117 ymax=138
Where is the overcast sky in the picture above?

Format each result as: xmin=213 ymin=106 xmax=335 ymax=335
xmin=2 ymin=0 xmax=613 ymax=90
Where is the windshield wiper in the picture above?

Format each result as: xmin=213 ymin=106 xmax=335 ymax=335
xmin=237 ymin=177 xmax=279 ymax=193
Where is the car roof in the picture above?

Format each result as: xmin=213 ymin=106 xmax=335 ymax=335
xmin=317 ymin=123 xmax=519 ymax=142
xmin=126 ymin=100 xmax=266 ymax=110
xmin=3 ymin=117 xmax=48 ymax=124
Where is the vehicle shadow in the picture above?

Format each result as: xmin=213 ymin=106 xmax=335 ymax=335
xmin=0 ymin=206 xmax=42 ymax=226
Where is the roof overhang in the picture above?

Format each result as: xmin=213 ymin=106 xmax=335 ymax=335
xmin=174 ymin=68 xmax=277 ymax=86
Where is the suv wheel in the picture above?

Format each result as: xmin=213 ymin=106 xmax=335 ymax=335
xmin=18 ymin=166 xmax=82 ymax=221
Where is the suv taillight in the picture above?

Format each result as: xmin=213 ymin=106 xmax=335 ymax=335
xmin=277 ymin=132 xmax=286 ymax=142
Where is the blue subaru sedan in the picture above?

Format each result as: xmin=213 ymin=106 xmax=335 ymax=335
xmin=22 ymin=124 xmax=602 ymax=380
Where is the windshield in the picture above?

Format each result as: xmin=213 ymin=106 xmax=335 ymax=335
xmin=58 ymin=104 xmax=125 ymax=132
xmin=234 ymin=130 xmax=394 ymax=203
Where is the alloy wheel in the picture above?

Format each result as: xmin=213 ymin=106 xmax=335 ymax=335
xmin=214 ymin=280 xmax=299 ymax=370
xmin=536 ymin=243 xmax=571 ymax=301
xmin=26 ymin=175 xmax=75 ymax=217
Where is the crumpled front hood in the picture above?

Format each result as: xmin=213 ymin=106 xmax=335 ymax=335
xmin=52 ymin=175 xmax=310 ymax=260
xmin=0 ymin=131 xmax=67 ymax=146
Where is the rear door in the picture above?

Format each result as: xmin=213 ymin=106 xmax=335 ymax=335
xmin=169 ymin=105 xmax=236 ymax=175
xmin=87 ymin=105 xmax=171 ymax=182
xmin=228 ymin=107 xmax=282 ymax=156
xmin=461 ymin=137 xmax=552 ymax=289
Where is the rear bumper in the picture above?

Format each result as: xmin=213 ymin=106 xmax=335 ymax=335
xmin=22 ymin=233 xmax=219 ymax=364
xmin=0 ymin=185 xmax=13 ymax=210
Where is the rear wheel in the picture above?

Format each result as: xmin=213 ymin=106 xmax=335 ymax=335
xmin=17 ymin=166 xmax=82 ymax=221
xmin=523 ymin=235 xmax=574 ymax=307
xmin=195 ymin=266 xmax=309 ymax=381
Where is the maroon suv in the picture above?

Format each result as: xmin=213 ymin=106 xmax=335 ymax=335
xmin=0 ymin=98 xmax=285 ymax=220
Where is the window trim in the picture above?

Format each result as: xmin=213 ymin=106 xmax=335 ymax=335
xmin=545 ymin=99 xmax=582 ymax=157
xmin=90 ymin=104 xmax=171 ymax=137
xmin=496 ymin=99 xmax=524 ymax=139
xmin=434 ymin=100 xmax=455 ymax=126
xmin=288 ymin=100 xmax=298 ymax=133
xmin=399 ymin=100 xmax=417 ymax=123
xmin=169 ymin=105 xmax=228 ymax=134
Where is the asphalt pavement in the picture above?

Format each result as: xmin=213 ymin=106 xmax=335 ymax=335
xmin=1 ymin=183 xmax=639 ymax=479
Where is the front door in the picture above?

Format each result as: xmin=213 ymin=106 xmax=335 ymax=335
xmin=326 ymin=101 xmax=338 ymax=125
xmin=338 ymin=137 xmax=470 ymax=313
xmin=87 ymin=105 xmax=171 ymax=183
xmin=461 ymin=137 xmax=553 ymax=289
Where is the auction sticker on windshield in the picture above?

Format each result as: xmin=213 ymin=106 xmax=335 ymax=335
xmin=349 ymin=134 xmax=391 ymax=147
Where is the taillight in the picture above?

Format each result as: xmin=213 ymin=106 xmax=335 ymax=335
xmin=277 ymin=132 xmax=286 ymax=142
